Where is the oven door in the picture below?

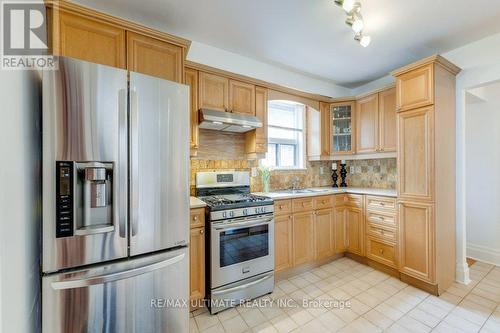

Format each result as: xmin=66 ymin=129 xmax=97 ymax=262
xmin=211 ymin=215 xmax=274 ymax=288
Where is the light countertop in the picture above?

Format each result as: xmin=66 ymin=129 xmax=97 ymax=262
xmin=190 ymin=196 xmax=207 ymax=209
xmin=253 ymin=187 xmax=396 ymax=199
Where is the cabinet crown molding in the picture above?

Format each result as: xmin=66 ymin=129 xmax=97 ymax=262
xmin=390 ymin=54 xmax=461 ymax=77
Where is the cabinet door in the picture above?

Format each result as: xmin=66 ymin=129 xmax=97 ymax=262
xmin=185 ymin=68 xmax=199 ymax=154
xmin=275 ymin=215 xmax=293 ymax=272
xmin=356 ymin=93 xmax=379 ymax=153
xmin=292 ymin=212 xmax=315 ymax=266
xmin=229 ymin=80 xmax=255 ymax=115
xmin=127 ymin=32 xmax=183 ymax=82
xmin=315 ymin=209 xmax=335 ymax=260
xmin=245 ymin=86 xmax=268 ymax=154
xmin=334 ymin=207 xmax=346 ymax=253
xmin=189 ymin=227 xmax=205 ymax=303
xmin=379 ymin=88 xmax=397 ymax=152
xmin=199 ymin=72 xmax=229 ymax=112
xmin=399 ymin=201 xmax=435 ymax=283
xmin=346 ymin=207 xmax=364 ymax=256
xmin=55 ymin=12 xmax=126 ymax=68
xmin=396 ymin=64 xmax=434 ymax=111
xmin=397 ymin=106 xmax=434 ymax=201
xmin=331 ymin=102 xmax=355 ymax=155
xmin=320 ymin=102 xmax=332 ymax=157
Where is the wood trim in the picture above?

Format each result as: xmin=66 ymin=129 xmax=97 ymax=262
xmin=354 ymin=83 xmax=396 ymax=100
xmin=45 ymin=0 xmax=191 ymax=51
xmin=185 ymin=60 xmax=336 ymax=103
xmin=391 ymin=54 xmax=461 ymax=77
xmin=275 ymin=253 xmax=344 ymax=281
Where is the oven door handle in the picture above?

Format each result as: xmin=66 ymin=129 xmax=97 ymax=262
xmin=211 ymin=272 xmax=274 ymax=296
xmin=213 ymin=217 xmax=273 ymax=231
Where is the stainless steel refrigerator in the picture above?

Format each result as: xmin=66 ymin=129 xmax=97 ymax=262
xmin=41 ymin=56 xmax=190 ymax=333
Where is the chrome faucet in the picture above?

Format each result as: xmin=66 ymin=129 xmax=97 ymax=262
xmin=291 ymin=176 xmax=300 ymax=191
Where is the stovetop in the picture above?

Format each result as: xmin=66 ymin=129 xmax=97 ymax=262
xmin=198 ymin=193 xmax=273 ymax=211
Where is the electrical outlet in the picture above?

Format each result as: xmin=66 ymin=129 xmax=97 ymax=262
xmin=350 ymin=166 xmax=355 ymax=174
xmin=320 ymin=166 xmax=325 ymax=175
xmin=251 ymin=167 xmax=258 ymax=177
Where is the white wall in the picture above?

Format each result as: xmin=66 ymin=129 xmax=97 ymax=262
xmin=187 ymin=41 xmax=352 ymax=98
xmin=464 ymin=83 xmax=500 ymax=265
xmin=0 ymin=70 xmax=42 ymax=333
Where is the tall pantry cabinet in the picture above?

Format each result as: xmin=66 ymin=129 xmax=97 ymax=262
xmin=392 ymin=55 xmax=460 ymax=295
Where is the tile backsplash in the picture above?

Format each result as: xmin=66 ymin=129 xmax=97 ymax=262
xmin=344 ymin=158 xmax=397 ymax=189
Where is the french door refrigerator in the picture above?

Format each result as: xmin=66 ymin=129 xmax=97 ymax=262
xmin=41 ymin=56 xmax=190 ymax=333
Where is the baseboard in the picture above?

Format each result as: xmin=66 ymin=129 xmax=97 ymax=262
xmin=455 ymin=260 xmax=471 ymax=285
xmin=467 ymin=243 xmax=500 ymax=266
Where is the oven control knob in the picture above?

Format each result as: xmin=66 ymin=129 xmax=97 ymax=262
xmin=229 ymin=211 xmax=234 ymax=217
xmin=243 ymin=209 xmax=248 ymax=215
xmin=254 ymin=208 xmax=259 ymax=214
xmin=222 ymin=212 xmax=227 ymax=218
xmin=262 ymin=207 xmax=266 ymax=213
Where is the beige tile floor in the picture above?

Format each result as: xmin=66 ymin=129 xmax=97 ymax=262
xmin=190 ymin=258 xmax=500 ymax=333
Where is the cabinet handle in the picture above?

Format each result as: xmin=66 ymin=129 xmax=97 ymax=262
xmin=379 ymin=202 xmax=385 ymax=206
xmin=379 ymin=249 xmax=384 ymax=254
xmin=302 ymin=202 xmax=305 ymax=207
xmin=200 ymin=229 xmax=204 ymax=234
xmin=380 ymin=229 xmax=385 ymax=235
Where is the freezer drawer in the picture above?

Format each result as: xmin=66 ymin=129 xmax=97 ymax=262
xmin=129 ymin=72 xmax=190 ymax=256
xmin=42 ymin=247 xmax=189 ymax=333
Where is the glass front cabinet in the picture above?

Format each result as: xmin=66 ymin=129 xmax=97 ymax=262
xmin=330 ymin=101 xmax=355 ymax=155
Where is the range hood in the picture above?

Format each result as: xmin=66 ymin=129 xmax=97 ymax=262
xmin=198 ymin=108 xmax=262 ymax=133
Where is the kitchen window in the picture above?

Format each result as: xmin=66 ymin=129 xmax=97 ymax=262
xmin=263 ymin=100 xmax=305 ymax=169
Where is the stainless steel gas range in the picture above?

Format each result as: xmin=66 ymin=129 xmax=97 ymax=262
xmin=196 ymin=171 xmax=275 ymax=314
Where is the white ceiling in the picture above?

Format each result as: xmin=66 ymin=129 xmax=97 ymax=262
xmin=74 ymin=0 xmax=500 ymax=88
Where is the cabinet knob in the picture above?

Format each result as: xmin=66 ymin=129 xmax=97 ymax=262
xmin=279 ymin=205 xmax=283 ymax=209
xmin=302 ymin=202 xmax=305 ymax=207
xmin=200 ymin=229 xmax=204 ymax=234
xmin=322 ymin=200 xmax=326 ymax=204
xmin=193 ymin=216 xmax=198 ymax=221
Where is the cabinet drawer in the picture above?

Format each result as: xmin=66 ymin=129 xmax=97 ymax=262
xmin=292 ymin=197 xmax=314 ymax=213
xmin=366 ymin=223 xmax=397 ymax=242
xmin=367 ymin=237 xmax=397 ymax=268
xmin=345 ymin=194 xmax=363 ymax=208
xmin=313 ymin=195 xmax=333 ymax=210
xmin=366 ymin=211 xmax=397 ymax=228
xmin=274 ymin=200 xmax=292 ymax=216
xmin=366 ymin=196 xmax=396 ymax=212
xmin=190 ymin=208 xmax=205 ymax=228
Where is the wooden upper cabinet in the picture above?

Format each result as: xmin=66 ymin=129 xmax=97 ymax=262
xmin=199 ymin=72 xmax=229 ymax=111
xmin=331 ymin=102 xmax=356 ymax=155
xmin=185 ymin=68 xmax=199 ymax=154
xmin=275 ymin=215 xmax=293 ymax=272
xmin=127 ymin=32 xmax=183 ymax=82
xmin=55 ymin=11 xmax=126 ymax=68
xmin=396 ymin=64 xmax=434 ymax=111
xmin=379 ymin=87 xmax=397 ymax=152
xmin=356 ymin=93 xmax=379 ymax=153
xmin=399 ymin=201 xmax=435 ymax=283
xmin=292 ymin=212 xmax=315 ymax=266
xmin=246 ymin=86 xmax=268 ymax=154
xmin=229 ymin=80 xmax=255 ymax=115
xmin=346 ymin=207 xmax=364 ymax=256
xmin=320 ymin=102 xmax=332 ymax=157
xmin=397 ymin=106 xmax=434 ymax=201
xmin=315 ymin=209 xmax=335 ymax=260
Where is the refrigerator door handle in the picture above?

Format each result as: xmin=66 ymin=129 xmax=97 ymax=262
xmin=130 ymin=87 xmax=139 ymax=237
xmin=51 ymin=252 xmax=185 ymax=290
xmin=118 ymin=88 xmax=128 ymax=238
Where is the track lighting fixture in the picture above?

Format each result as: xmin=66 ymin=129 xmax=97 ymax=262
xmin=334 ymin=0 xmax=371 ymax=47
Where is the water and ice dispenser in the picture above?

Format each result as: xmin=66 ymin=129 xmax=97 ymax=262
xmin=56 ymin=161 xmax=115 ymax=238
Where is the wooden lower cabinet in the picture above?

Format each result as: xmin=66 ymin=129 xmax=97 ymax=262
xmin=189 ymin=226 xmax=205 ymax=303
xmin=315 ymin=209 xmax=335 ymax=260
xmin=366 ymin=237 xmax=397 ymax=268
xmin=275 ymin=215 xmax=293 ymax=272
xmin=346 ymin=207 xmax=364 ymax=256
xmin=334 ymin=206 xmax=347 ymax=253
xmin=292 ymin=212 xmax=315 ymax=266
xmin=399 ymin=201 xmax=435 ymax=283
